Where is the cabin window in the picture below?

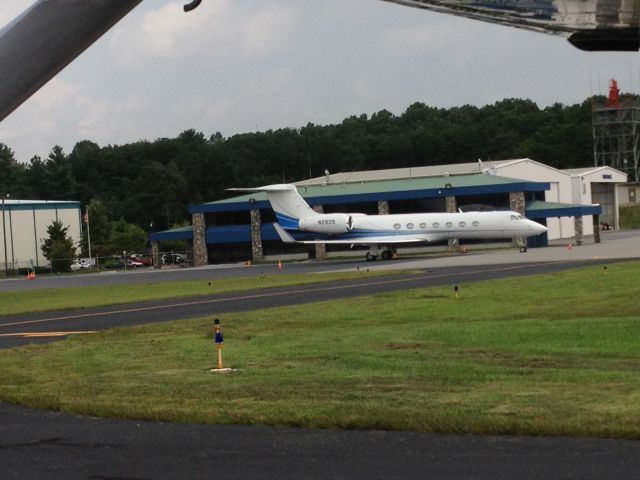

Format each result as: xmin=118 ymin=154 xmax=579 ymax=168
xmin=432 ymin=222 xmax=439 ymax=228
xmin=472 ymin=220 xmax=479 ymax=227
xmin=393 ymin=223 xmax=401 ymax=230
xmin=419 ymin=222 xmax=426 ymax=229
xmin=406 ymin=223 xmax=414 ymax=229
xmin=459 ymin=221 xmax=466 ymax=227
xmin=445 ymin=221 xmax=453 ymax=228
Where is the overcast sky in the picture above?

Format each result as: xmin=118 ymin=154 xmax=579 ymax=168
xmin=1 ymin=0 xmax=640 ymax=163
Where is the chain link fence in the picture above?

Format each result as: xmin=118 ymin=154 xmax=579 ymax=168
xmin=1 ymin=250 xmax=192 ymax=277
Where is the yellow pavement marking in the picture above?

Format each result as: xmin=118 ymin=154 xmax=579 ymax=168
xmin=0 ymin=331 xmax=96 ymax=338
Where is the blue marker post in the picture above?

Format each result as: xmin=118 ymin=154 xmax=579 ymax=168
xmin=214 ymin=318 xmax=224 ymax=369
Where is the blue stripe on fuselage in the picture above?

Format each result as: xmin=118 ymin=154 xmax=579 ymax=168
xmin=276 ymin=213 xmax=300 ymax=230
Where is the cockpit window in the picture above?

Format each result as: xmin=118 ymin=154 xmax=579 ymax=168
xmin=510 ymin=214 xmax=523 ymax=220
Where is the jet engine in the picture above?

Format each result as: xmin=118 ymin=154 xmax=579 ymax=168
xmin=298 ymin=214 xmax=354 ymax=234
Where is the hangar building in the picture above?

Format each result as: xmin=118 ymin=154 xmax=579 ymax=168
xmin=150 ymin=158 xmax=627 ymax=265
xmin=0 ymin=199 xmax=82 ymax=273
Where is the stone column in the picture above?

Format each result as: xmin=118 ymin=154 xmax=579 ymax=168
xmin=151 ymin=241 xmax=160 ymax=269
xmin=192 ymin=212 xmax=208 ymax=267
xmin=593 ymin=214 xmax=601 ymax=244
xmin=509 ymin=191 xmax=526 ymax=249
xmin=250 ymin=208 xmax=263 ymax=262
xmin=509 ymin=191 xmax=525 ymax=214
xmin=313 ymin=204 xmax=326 ymax=260
xmin=377 ymin=200 xmax=389 ymax=215
xmin=574 ymin=216 xmax=584 ymax=246
xmin=445 ymin=196 xmax=458 ymax=251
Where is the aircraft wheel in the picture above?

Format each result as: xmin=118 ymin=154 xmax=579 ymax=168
xmin=381 ymin=250 xmax=393 ymax=261
xmin=365 ymin=252 xmax=377 ymax=261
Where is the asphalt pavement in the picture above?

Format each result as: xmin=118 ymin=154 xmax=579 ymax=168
xmin=2 ymin=402 xmax=640 ymax=480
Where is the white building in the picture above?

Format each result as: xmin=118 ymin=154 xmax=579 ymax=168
xmin=566 ymin=166 xmax=628 ymax=230
xmin=1 ymin=199 xmax=81 ymax=272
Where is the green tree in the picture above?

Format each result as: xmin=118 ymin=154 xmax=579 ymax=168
xmin=0 ymin=143 xmax=27 ymax=196
xmin=81 ymin=199 xmax=112 ymax=257
xmin=41 ymin=220 xmax=76 ymax=272
xmin=108 ymin=219 xmax=147 ymax=255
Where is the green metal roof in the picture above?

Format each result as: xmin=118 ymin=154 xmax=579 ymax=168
xmin=212 ymin=174 xmax=529 ymax=204
xmin=193 ymin=173 xmax=548 ymax=213
xmin=149 ymin=226 xmax=193 ymax=242
xmin=525 ymin=200 xmax=602 ymax=219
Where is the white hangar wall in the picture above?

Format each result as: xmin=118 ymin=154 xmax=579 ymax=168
xmin=1 ymin=200 xmax=81 ymax=270
xmin=567 ymin=166 xmax=628 ymax=230
xmin=487 ymin=159 xmax=578 ymax=239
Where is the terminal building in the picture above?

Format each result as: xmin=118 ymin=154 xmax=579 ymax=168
xmin=150 ymin=158 xmax=628 ymax=265
xmin=0 ymin=199 xmax=82 ymax=272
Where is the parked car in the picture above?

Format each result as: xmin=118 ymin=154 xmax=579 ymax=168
xmin=126 ymin=258 xmax=144 ymax=268
xmin=129 ymin=254 xmax=152 ymax=266
xmin=70 ymin=258 xmax=95 ymax=271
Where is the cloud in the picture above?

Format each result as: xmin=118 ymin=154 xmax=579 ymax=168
xmin=0 ymin=75 xmax=151 ymax=160
xmin=109 ymin=0 xmax=299 ymax=68
xmin=379 ymin=22 xmax=463 ymax=56
xmin=0 ymin=78 xmax=80 ymax=150
xmin=239 ymin=5 xmax=299 ymax=57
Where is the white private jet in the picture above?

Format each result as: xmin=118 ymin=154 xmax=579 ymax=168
xmin=230 ymin=184 xmax=548 ymax=261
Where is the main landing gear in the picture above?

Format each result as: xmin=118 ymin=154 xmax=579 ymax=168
xmin=365 ymin=247 xmax=394 ymax=261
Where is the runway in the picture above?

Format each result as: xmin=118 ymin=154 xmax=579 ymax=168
xmin=1 ymin=231 xmax=639 ymax=479
xmin=0 ymin=258 xmax=627 ymax=349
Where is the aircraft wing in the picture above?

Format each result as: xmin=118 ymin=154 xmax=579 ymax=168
xmin=382 ymin=0 xmax=640 ymax=51
xmin=0 ymin=0 xmax=143 ymax=123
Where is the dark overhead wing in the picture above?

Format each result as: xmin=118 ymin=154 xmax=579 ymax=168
xmin=382 ymin=0 xmax=640 ymax=52
xmin=0 ymin=0 xmax=143 ymax=123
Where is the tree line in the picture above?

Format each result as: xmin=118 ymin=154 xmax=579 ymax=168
xmin=0 ymin=97 xmax=619 ymax=242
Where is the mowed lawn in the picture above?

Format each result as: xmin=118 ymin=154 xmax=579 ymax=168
xmin=0 ymin=270 xmax=398 ymax=316
xmin=0 ymin=262 xmax=639 ymax=438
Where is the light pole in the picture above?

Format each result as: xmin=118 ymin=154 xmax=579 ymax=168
xmin=1 ymin=194 xmax=7 ymax=275
xmin=8 ymin=195 xmax=15 ymax=271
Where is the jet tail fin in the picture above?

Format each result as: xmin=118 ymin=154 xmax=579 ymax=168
xmin=228 ymin=184 xmax=317 ymax=230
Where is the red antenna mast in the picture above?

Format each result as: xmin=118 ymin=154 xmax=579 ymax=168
xmin=607 ymin=79 xmax=620 ymax=108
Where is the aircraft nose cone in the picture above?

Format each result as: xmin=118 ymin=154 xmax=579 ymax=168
xmin=530 ymin=221 xmax=547 ymax=235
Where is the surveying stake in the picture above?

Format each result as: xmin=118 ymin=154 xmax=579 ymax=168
xmin=214 ymin=318 xmax=224 ymax=369
xmin=209 ymin=319 xmax=236 ymax=374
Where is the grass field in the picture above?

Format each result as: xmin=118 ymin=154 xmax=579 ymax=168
xmin=0 ymin=262 xmax=639 ymax=438
xmin=0 ymin=270 xmax=399 ymax=316
xmin=620 ymin=205 xmax=640 ymax=229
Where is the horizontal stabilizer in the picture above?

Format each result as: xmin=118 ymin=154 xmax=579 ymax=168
xmin=227 ymin=184 xmax=298 ymax=193
xmin=273 ymin=223 xmax=297 ymax=243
